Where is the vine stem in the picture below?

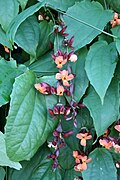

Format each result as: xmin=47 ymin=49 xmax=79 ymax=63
xmin=46 ymin=4 xmax=118 ymax=39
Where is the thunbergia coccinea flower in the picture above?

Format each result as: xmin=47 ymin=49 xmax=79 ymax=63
xmin=114 ymin=120 xmax=120 ymax=133
xmin=56 ymin=70 xmax=75 ymax=86
xmin=110 ymin=12 xmax=120 ymax=28
xmin=99 ymin=138 xmax=113 ymax=150
xmin=51 ymin=50 xmax=67 ymax=69
xmin=56 ymin=85 xmax=65 ymax=96
xmin=76 ymin=132 xmax=92 ymax=147
xmin=34 ymin=82 xmax=51 ymax=94
xmin=73 ymin=151 xmax=92 ymax=172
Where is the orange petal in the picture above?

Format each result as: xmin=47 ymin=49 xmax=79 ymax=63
xmin=81 ymin=138 xmax=86 ymax=146
xmin=81 ymin=162 xmax=87 ymax=170
xmin=115 ymin=125 xmax=120 ymax=132
xmin=73 ymin=151 xmax=78 ymax=158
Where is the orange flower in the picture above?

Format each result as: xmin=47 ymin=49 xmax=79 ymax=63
xmin=73 ymin=151 xmax=81 ymax=163
xmin=56 ymin=85 xmax=64 ymax=96
xmin=99 ymin=139 xmax=113 ymax=150
xmin=112 ymin=142 xmax=120 ymax=153
xmin=114 ymin=125 xmax=120 ymax=132
xmin=54 ymin=56 xmax=67 ymax=68
xmin=76 ymin=132 xmax=92 ymax=146
xmin=56 ymin=70 xmax=74 ymax=86
xmin=110 ymin=13 xmax=120 ymax=28
xmin=4 ymin=46 xmax=10 ymax=53
xmin=34 ymin=82 xmax=51 ymax=94
xmin=74 ymin=154 xmax=92 ymax=172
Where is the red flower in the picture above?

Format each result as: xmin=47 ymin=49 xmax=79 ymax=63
xmin=34 ymin=82 xmax=51 ymax=94
xmin=57 ymin=85 xmax=65 ymax=96
xmin=110 ymin=13 xmax=120 ymax=28
xmin=99 ymin=138 xmax=113 ymax=150
xmin=52 ymin=50 xmax=67 ymax=69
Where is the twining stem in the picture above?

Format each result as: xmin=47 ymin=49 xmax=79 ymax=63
xmin=47 ymin=4 xmax=118 ymax=39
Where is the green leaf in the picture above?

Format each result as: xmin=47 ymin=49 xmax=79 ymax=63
xmin=31 ymin=158 xmax=62 ymax=179
xmin=36 ymin=21 xmax=54 ymax=58
xmin=0 ymin=26 xmax=12 ymax=48
xmin=0 ymin=0 xmax=19 ymax=31
xmin=82 ymin=148 xmax=117 ymax=180
xmin=5 ymin=71 xmax=58 ymax=161
xmin=39 ymin=0 xmax=77 ymax=11
xmin=106 ymin=0 xmax=120 ymax=12
xmin=15 ymin=16 xmax=40 ymax=60
xmin=8 ymin=145 xmax=51 ymax=180
xmin=83 ymin=78 xmax=119 ymax=137
xmin=112 ymin=26 xmax=120 ymax=56
xmin=0 ymin=131 xmax=21 ymax=170
xmin=0 ymin=58 xmax=27 ymax=107
xmin=85 ymin=41 xmax=117 ymax=103
xmin=63 ymin=1 xmax=113 ymax=51
xmin=58 ymin=145 xmax=75 ymax=169
xmin=29 ymin=51 xmax=58 ymax=76
xmin=7 ymin=1 xmax=45 ymax=44
xmin=0 ymin=167 xmax=5 ymax=180
xmin=63 ymin=168 xmax=81 ymax=180
xmin=72 ymin=47 xmax=89 ymax=103
xmin=18 ymin=0 xmax=28 ymax=11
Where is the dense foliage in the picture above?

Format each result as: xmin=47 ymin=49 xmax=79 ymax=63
xmin=0 ymin=0 xmax=120 ymax=179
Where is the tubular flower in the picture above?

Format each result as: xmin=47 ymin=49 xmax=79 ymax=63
xmin=99 ymin=138 xmax=113 ymax=150
xmin=114 ymin=125 xmax=120 ymax=132
xmin=34 ymin=82 xmax=51 ymax=94
xmin=57 ymin=85 xmax=65 ymax=96
xmin=69 ymin=54 xmax=78 ymax=62
xmin=56 ymin=70 xmax=74 ymax=86
xmin=51 ymin=50 xmax=67 ymax=68
xmin=73 ymin=151 xmax=81 ymax=163
xmin=110 ymin=12 xmax=120 ymax=28
xmin=76 ymin=132 xmax=92 ymax=146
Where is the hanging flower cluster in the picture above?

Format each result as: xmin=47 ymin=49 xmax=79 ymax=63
xmin=99 ymin=120 xmax=120 ymax=153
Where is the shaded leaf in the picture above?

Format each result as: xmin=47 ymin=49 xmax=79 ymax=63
xmin=0 ymin=27 xmax=12 ymax=48
xmin=106 ymin=0 xmax=120 ymax=13
xmin=15 ymin=16 xmax=40 ymax=60
xmin=0 ymin=58 xmax=27 ymax=107
xmin=63 ymin=1 xmax=113 ymax=51
xmin=5 ymin=71 xmax=58 ymax=161
xmin=0 ymin=167 xmax=5 ymax=180
xmin=29 ymin=51 xmax=58 ymax=76
xmin=0 ymin=131 xmax=21 ymax=170
xmin=112 ymin=26 xmax=120 ymax=56
xmin=18 ymin=0 xmax=28 ymax=10
xmin=0 ymin=0 xmax=19 ymax=31
xmin=7 ymin=1 xmax=45 ymax=44
xmin=63 ymin=168 xmax=81 ymax=180
xmin=83 ymin=78 xmax=119 ymax=137
xmin=85 ymin=41 xmax=117 ymax=103
xmin=8 ymin=145 xmax=50 ymax=180
xmin=82 ymin=148 xmax=117 ymax=180
xmin=72 ymin=47 xmax=89 ymax=102
xmin=37 ymin=21 xmax=54 ymax=58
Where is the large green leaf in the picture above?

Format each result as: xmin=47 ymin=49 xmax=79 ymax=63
xmin=0 ymin=167 xmax=5 ymax=180
xmin=0 ymin=131 xmax=21 ymax=170
xmin=0 ymin=0 xmax=19 ymax=31
xmin=0 ymin=58 xmax=27 ymax=107
xmin=39 ymin=0 xmax=77 ymax=11
xmin=112 ymin=26 xmax=120 ymax=57
xmin=15 ymin=16 xmax=40 ymax=59
xmin=85 ymin=41 xmax=117 ymax=103
xmin=36 ymin=21 xmax=54 ymax=58
xmin=58 ymin=145 xmax=75 ymax=170
xmin=5 ymin=71 xmax=58 ymax=161
xmin=8 ymin=145 xmax=52 ymax=180
xmin=82 ymin=148 xmax=117 ymax=180
xmin=0 ymin=27 xmax=12 ymax=48
xmin=72 ymin=47 xmax=89 ymax=103
xmin=31 ymin=158 xmax=62 ymax=180
xmin=7 ymin=1 xmax=45 ymax=44
xmin=18 ymin=0 xmax=28 ymax=10
xmin=63 ymin=168 xmax=81 ymax=180
xmin=83 ymin=78 xmax=119 ymax=137
xmin=63 ymin=1 xmax=113 ymax=51
xmin=29 ymin=51 xmax=58 ymax=76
